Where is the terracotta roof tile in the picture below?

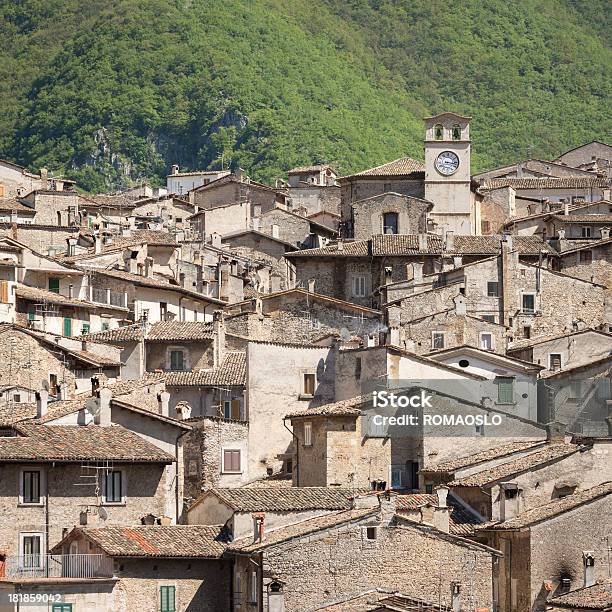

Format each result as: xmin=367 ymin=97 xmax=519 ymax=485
xmin=342 ymin=157 xmax=425 ymax=179
xmin=421 ymin=440 xmax=547 ymax=473
xmin=286 ymin=395 xmax=366 ymax=419
xmin=288 ymin=165 xmax=335 ymax=174
xmin=68 ymin=525 xmax=230 ymax=558
xmin=0 ymin=423 xmax=174 ymax=463
xmin=482 ymin=482 xmax=612 ymax=530
xmin=165 ymin=352 xmax=245 ymax=386
xmin=549 ymin=580 xmax=612 ymax=609
xmin=482 ymin=177 xmax=610 ymax=189
xmin=449 ymin=443 xmax=580 ymax=487
xmin=203 ymin=486 xmax=357 ymax=512
xmin=547 ymin=214 xmax=612 ymax=223
xmin=0 ymin=197 xmax=34 ymax=212
xmin=227 ymin=508 xmax=377 ymax=553
xmin=15 ymin=284 xmax=100 ymax=310
xmin=285 ymin=240 xmax=369 ymax=258
xmin=83 ymin=324 xmax=145 ymax=343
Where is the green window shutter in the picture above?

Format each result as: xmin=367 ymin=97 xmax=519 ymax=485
xmin=63 ymin=317 xmax=72 ymax=337
xmin=160 ymin=586 xmax=176 ymax=612
xmin=497 ymin=377 xmax=514 ymax=403
xmin=101 ymin=322 xmax=109 ymax=331
xmin=82 ymin=323 xmax=90 ymax=335
xmin=48 ymin=278 xmax=60 ymax=293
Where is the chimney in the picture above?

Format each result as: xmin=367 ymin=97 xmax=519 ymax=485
xmin=213 ymin=310 xmax=225 ymax=368
xmin=235 ymin=168 xmax=246 ymax=182
xmin=157 ymin=391 xmax=170 ymax=417
xmin=454 ymin=293 xmax=467 ymax=316
xmin=564 ymin=201 xmax=570 ymax=216
xmin=252 ymin=513 xmax=265 ymax=542
xmin=418 ymin=234 xmax=428 ymax=251
xmin=68 ymin=284 xmax=74 ymax=299
xmin=336 ymin=240 xmax=344 ymax=252
xmin=445 ymin=231 xmax=455 ymax=251
xmin=171 ymin=164 xmax=179 ymax=175
xmin=583 ymin=552 xmax=596 ymax=588
xmin=453 ymin=256 xmax=462 ymax=269
xmin=384 ymin=266 xmax=393 ymax=285
xmin=546 ymin=420 xmax=566 ymax=442
xmin=307 ymin=278 xmax=316 ymax=293
xmin=210 ymin=232 xmax=222 ymax=249
xmin=271 ymin=224 xmax=280 ymax=239
xmin=175 ymin=401 xmax=192 ymax=420
xmin=379 ymin=490 xmax=397 ymax=526
xmin=66 ymin=237 xmax=77 ymax=257
xmin=35 ymin=390 xmax=49 ymax=419
xmin=40 ymin=168 xmax=48 ymax=190
xmin=499 ymin=482 xmax=520 ymax=521
xmin=144 ymin=257 xmax=154 ymax=278
xmin=601 ymin=227 xmax=610 ymax=240
xmin=95 ymin=388 xmax=112 ymax=426
xmin=557 ymin=228 xmax=566 ymax=240
xmin=94 ymin=232 xmax=102 ymax=254
xmin=58 ymin=383 xmax=68 ymax=401
xmin=433 ymin=486 xmax=450 ymax=533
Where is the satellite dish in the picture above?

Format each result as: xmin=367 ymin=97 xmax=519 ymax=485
xmin=339 ymin=327 xmax=351 ymax=341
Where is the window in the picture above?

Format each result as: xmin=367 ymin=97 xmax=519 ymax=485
xmin=222 ymin=449 xmax=241 ymax=473
xmin=382 ymin=212 xmax=399 ymax=235
xmin=352 ymin=275 xmax=367 ymax=298
xmin=497 ymin=377 xmax=514 ymax=404
xmin=160 ymin=302 xmax=168 ymax=320
xmin=14 ymin=394 xmax=21 ymax=403
xmin=103 ymin=470 xmax=123 ymax=504
xmin=21 ymin=470 xmax=41 ymax=504
xmin=63 ymin=317 xmax=72 ymax=337
xmin=482 ymin=220 xmax=491 ymax=233
xmin=48 ymin=278 xmax=60 ymax=293
xmin=304 ymin=422 xmax=313 ymax=446
xmin=250 ymin=570 xmax=258 ymax=604
xmin=223 ymin=399 xmax=242 ymax=420
xmin=366 ymin=527 xmax=378 ymax=540
xmin=101 ymin=321 xmax=110 ymax=331
xmin=81 ymin=323 xmax=90 ymax=335
xmin=303 ymin=373 xmax=316 ymax=397
xmin=20 ymin=533 xmax=43 ymax=569
xmin=160 ymin=585 xmax=176 ymax=612
xmin=432 ymin=332 xmax=445 ymax=350
xmin=549 ymin=353 xmax=562 ymax=371
xmin=0 ymin=280 xmax=8 ymax=303
xmin=425 ymin=484 xmax=433 ymax=494
xmin=434 ymin=124 xmax=444 ymax=140
xmin=49 ymin=374 xmax=58 ymax=397
xmin=523 ymin=326 xmax=531 ymax=339
xmin=452 ymin=124 xmax=461 ymax=140
xmin=52 ymin=605 xmax=73 ymax=612
xmin=521 ymin=293 xmax=535 ymax=313
xmin=482 ymin=315 xmax=496 ymax=324
xmin=169 ymin=350 xmax=185 ymax=371
xmin=579 ymin=250 xmax=593 ymax=264
xmin=487 ymin=282 xmax=499 ymax=297
xmin=480 ymin=333 xmax=493 ymax=350
xmin=581 ymin=226 xmax=592 ymax=238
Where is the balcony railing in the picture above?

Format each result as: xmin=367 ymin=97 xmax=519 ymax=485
xmin=89 ymin=287 xmax=128 ymax=309
xmin=2 ymin=554 xmax=114 ymax=579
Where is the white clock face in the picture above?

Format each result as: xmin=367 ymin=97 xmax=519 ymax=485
xmin=435 ymin=151 xmax=460 ymax=176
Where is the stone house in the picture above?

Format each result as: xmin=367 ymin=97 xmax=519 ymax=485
xmin=190 ymin=170 xmax=288 ymax=211
xmin=287 ymin=234 xmax=555 ymax=309
xmin=220 ymin=229 xmax=297 ymax=291
xmin=555 ymin=237 xmax=612 ymax=290
xmin=0 ymin=196 xmax=36 ymax=224
xmin=257 ymin=207 xmax=337 ymax=249
xmin=287 ymin=164 xmax=338 ymax=189
xmin=351 ymin=192 xmax=431 ymax=240
xmin=478 ymin=482 xmax=612 ymax=612
xmin=130 ymin=194 xmax=195 ymax=233
xmin=307 ymin=209 xmax=341 ymax=231
xmin=0 ymin=160 xmax=46 ymax=197
xmin=473 ymin=158 xmax=598 ymax=184
xmin=339 ymin=157 xmax=426 ymax=237
xmin=224 ymin=288 xmax=383 ymax=345
xmin=166 ymin=164 xmax=230 ymax=195
xmin=188 ymin=200 xmax=252 ymax=240
xmin=544 ymin=214 xmax=612 ymax=242
xmin=186 ymin=487 xmax=356 ymax=539
xmin=0 ymin=323 xmax=121 ymax=398
xmin=446 ymin=435 xmax=612 ymax=522
xmin=226 ymin=491 xmax=499 ymax=611
xmin=286 ymin=166 xmax=341 ymax=217
xmin=553 ymin=140 xmax=612 ymax=174
xmin=36 ymin=525 xmax=231 ymax=611
xmin=0 ymin=419 xmax=177 ymax=570
xmin=387 ymin=239 xmax=606 ymax=344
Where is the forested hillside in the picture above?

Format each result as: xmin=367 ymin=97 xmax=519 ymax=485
xmin=0 ymin=0 xmax=609 ymax=191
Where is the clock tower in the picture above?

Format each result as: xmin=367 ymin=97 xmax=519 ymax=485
xmin=424 ymin=112 xmax=473 ymax=234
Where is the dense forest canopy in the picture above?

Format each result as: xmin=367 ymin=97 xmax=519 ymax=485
xmin=0 ymin=0 xmax=609 ymax=192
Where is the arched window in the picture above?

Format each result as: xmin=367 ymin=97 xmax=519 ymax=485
xmin=452 ymin=124 xmax=461 ymax=140
xmin=434 ymin=124 xmax=444 ymax=140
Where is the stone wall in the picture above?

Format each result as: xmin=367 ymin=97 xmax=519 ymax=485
xmin=258 ymin=209 xmax=312 ymax=248
xmin=0 ymin=462 xmax=168 ymax=556
xmin=146 ymin=340 xmax=214 ymax=372
xmin=559 ymin=242 xmax=612 ymax=290
xmin=288 ymin=185 xmax=341 ymax=216
xmin=182 ymin=416 xmax=249 ymax=504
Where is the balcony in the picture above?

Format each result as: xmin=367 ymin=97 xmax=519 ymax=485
xmin=2 ymin=554 xmax=114 ymax=580
xmin=89 ymin=287 xmax=128 ymax=309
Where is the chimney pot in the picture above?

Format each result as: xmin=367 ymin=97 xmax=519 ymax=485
xmin=418 ymin=234 xmax=428 ymax=251
xmin=600 ymin=227 xmax=610 ymax=240
xmin=445 ymin=231 xmax=455 ymax=251
xmin=157 ymin=391 xmax=170 ymax=417
xmin=95 ymin=388 xmax=112 ymax=427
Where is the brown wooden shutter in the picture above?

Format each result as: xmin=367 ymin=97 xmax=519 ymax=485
xmin=0 ymin=281 xmax=8 ymax=304
xmin=231 ymin=400 xmax=241 ymax=420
